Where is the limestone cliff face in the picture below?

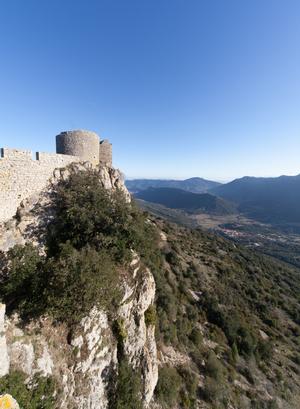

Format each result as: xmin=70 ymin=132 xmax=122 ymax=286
xmin=0 ymin=304 xmax=9 ymax=378
xmin=1 ymin=263 xmax=157 ymax=408
xmin=0 ymin=163 xmax=158 ymax=408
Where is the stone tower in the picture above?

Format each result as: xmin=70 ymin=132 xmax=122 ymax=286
xmin=56 ymin=130 xmax=100 ymax=167
xmin=99 ymin=139 xmax=112 ymax=167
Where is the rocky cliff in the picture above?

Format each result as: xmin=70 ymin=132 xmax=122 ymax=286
xmin=0 ymin=163 xmax=158 ymax=408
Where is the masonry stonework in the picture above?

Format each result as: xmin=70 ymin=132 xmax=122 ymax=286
xmin=99 ymin=140 xmax=112 ymax=166
xmin=56 ymin=130 xmax=100 ymax=167
xmin=0 ymin=130 xmax=113 ymax=223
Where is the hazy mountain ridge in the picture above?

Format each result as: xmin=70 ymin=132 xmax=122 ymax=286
xmin=211 ymin=174 xmax=300 ymax=225
xmin=126 ymin=177 xmax=221 ymax=193
xmin=135 ymin=187 xmax=237 ymax=216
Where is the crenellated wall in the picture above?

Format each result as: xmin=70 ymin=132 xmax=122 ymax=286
xmin=0 ymin=148 xmax=80 ymax=222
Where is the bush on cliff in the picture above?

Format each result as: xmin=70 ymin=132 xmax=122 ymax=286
xmin=46 ymin=170 xmax=155 ymax=263
xmin=0 ymin=371 xmax=56 ymax=409
xmin=155 ymin=366 xmax=182 ymax=408
xmin=44 ymin=244 xmax=120 ymax=324
xmin=0 ymin=242 xmax=120 ymax=324
xmin=0 ymin=244 xmax=43 ymax=317
xmin=111 ymin=358 xmax=143 ymax=409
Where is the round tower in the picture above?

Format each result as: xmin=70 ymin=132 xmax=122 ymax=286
xmin=56 ymin=130 xmax=100 ymax=166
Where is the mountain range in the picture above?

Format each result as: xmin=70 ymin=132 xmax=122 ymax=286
xmin=130 ymin=173 xmax=300 ymax=227
xmin=211 ymin=174 xmax=300 ymax=225
xmin=126 ymin=177 xmax=221 ymax=193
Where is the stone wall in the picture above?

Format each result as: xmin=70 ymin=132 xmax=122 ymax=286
xmin=0 ymin=148 xmax=80 ymax=222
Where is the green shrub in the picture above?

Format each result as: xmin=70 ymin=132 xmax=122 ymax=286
xmin=202 ymin=376 xmax=224 ymax=403
xmin=202 ymin=294 xmax=258 ymax=359
xmin=190 ymin=349 xmax=205 ymax=370
xmin=291 ymin=353 xmax=300 ymax=365
xmin=165 ymin=250 xmax=180 ymax=266
xmin=238 ymin=365 xmax=255 ymax=385
xmin=0 ymin=244 xmax=120 ymax=325
xmin=256 ymin=340 xmax=273 ymax=361
xmin=0 ymin=371 xmax=56 ymax=409
xmin=144 ymin=305 xmax=156 ymax=326
xmin=250 ymin=398 xmax=279 ymax=409
xmin=238 ymin=326 xmax=257 ymax=358
xmin=46 ymin=170 xmax=155 ymax=263
xmin=177 ymin=367 xmax=198 ymax=408
xmin=231 ymin=342 xmax=239 ymax=363
xmin=43 ymin=244 xmax=121 ymax=324
xmin=111 ymin=359 xmax=142 ymax=409
xmin=0 ymin=244 xmax=44 ymax=318
xmin=205 ymin=351 xmax=225 ymax=382
xmin=189 ymin=327 xmax=203 ymax=347
xmin=155 ymin=366 xmax=181 ymax=408
xmin=113 ymin=318 xmax=128 ymax=344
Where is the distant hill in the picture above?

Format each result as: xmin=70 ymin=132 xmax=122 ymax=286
xmin=211 ymin=174 xmax=300 ymax=224
xmin=126 ymin=177 xmax=221 ymax=193
xmin=135 ymin=199 xmax=197 ymax=228
xmin=135 ymin=187 xmax=236 ymax=215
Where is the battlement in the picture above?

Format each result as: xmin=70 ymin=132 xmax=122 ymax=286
xmin=35 ymin=151 xmax=80 ymax=163
xmin=0 ymin=148 xmax=33 ymax=160
xmin=0 ymin=129 xmax=113 ymax=223
xmin=0 ymin=148 xmax=80 ymax=163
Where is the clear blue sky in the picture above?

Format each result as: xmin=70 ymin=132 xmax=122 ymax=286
xmin=0 ymin=0 xmax=299 ymax=181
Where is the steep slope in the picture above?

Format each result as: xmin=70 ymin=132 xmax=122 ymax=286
xmin=211 ymin=174 xmax=300 ymax=225
xmin=149 ymin=218 xmax=300 ymax=409
xmin=136 ymin=199 xmax=198 ymax=228
xmin=135 ymin=187 xmax=236 ymax=215
xmin=126 ymin=177 xmax=221 ymax=194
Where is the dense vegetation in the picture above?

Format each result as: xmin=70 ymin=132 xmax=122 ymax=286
xmin=148 ymin=219 xmax=300 ymax=408
xmin=1 ymin=169 xmax=300 ymax=408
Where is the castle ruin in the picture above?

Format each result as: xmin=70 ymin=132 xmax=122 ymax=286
xmin=0 ymin=130 xmax=112 ymax=222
